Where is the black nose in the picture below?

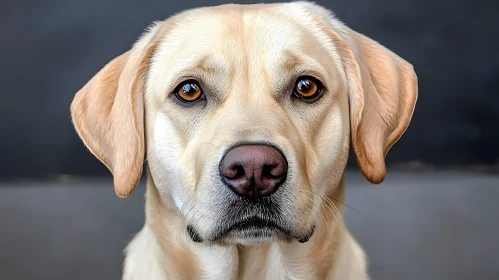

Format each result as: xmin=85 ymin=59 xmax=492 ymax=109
xmin=219 ymin=144 xmax=288 ymax=199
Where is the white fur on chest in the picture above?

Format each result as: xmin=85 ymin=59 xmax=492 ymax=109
xmin=123 ymin=225 xmax=368 ymax=280
xmin=122 ymin=226 xmax=238 ymax=280
xmin=123 ymin=227 xmax=169 ymax=280
xmin=194 ymin=244 xmax=238 ymax=279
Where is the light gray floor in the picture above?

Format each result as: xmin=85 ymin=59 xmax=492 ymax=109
xmin=1 ymin=171 xmax=498 ymax=280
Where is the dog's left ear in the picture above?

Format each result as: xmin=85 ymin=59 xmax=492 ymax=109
xmin=324 ymin=20 xmax=418 ymax=184
xmin=70 ymin=24 xmax=161 ymax=197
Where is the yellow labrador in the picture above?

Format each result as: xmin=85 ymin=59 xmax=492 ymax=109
xmin=70 ymin=2 xmax=417 ymax=279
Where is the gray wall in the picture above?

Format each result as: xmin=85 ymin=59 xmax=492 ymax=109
xmin=1 ymin=0 xmax=498 ymax=178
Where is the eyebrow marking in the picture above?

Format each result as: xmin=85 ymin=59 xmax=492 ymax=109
xmin=282 ymin=51 xmax=302 ymax=70
xmin=272 ymin=51 xmax=328 ymax=99
xmin=166 ymin=54 xmax=231 ymax=104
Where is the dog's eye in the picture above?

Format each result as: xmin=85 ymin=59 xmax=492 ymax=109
xmin=293 ymin=77 xmax=322 ymax=101
xmin=174 ymin=80 xmax=204 ymax=103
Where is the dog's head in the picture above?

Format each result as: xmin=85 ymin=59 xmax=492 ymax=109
xmin=71 ymin=3 xmax=417 ymax=244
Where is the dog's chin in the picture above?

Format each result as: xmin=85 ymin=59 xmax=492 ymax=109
xmin=187 ymin=217 xmax=316 ymax=245
xmin=207 ymin=217 xmax=293 ymax=244
xmin=222 ymin=227 xmax=281 ymax=245
xmin=214 ymin=225 xmax=315 ymax=245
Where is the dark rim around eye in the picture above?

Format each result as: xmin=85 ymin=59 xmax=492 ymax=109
xmin=293 ymin=76 xmax=323 ymax=102
xmin=174 ymin=80 xmax=205 ymax=103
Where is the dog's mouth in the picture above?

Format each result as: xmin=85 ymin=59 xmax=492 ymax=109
xmin=187 ymin=217 xmax=315 ymax=244
xmin=217 ymin=217 xmax=291 ymax=242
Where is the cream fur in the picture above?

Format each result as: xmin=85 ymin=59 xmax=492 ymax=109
xmin=70 ymin=2 xmax=417 ymax=279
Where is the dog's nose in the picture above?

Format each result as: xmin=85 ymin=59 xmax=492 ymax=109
xmin=219 ymin=144 xmax=288 ymax=199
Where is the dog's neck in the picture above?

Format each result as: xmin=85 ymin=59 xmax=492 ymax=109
xmin=142 ymin=174 xmax=350 ymax=279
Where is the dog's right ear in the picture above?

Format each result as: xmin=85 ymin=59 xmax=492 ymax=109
xmin=70 ymin=24 xmax=161 ymax=198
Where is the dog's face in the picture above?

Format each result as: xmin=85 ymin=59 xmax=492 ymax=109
xmin=71 ymin=3 xmax=417 ymax=245
xmin=145 ymin=4 xmax=351 ymax=244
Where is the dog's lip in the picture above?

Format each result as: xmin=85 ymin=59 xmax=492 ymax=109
xmin=210 ymin=216 xmax=292 ymax=241
xmin=230 ymin=217 xmax=288 ymax=232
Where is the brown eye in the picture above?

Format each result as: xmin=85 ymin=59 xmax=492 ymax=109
xmin=175 ymin=80 xmax=204 ymax=103
xmin=293 ymin=77 xmax=322 ymax=100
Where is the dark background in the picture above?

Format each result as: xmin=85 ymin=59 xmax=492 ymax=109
xmin=1 ymin=0 xmax=498 ymax=179
xmin=1 ymin=1 xmax=499 ymax=280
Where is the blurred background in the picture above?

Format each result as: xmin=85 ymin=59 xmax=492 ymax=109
xmin=1 ymin=0 xmax=498 ymax=279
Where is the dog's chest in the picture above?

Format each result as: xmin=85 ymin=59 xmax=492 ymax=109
xmin=195 ymin=244 xmax=290 ymax=280
xmin=195 ymin=245 xmax=238 ymax=279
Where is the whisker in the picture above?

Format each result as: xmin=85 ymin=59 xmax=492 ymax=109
xmin=174 ymin=193 xmax=197 ymax=242
xmin=298 ymin=198 xmax=322 ymax=255
xmin=328 ymin=195 xmax=367 ymax=218
xmin=300 ymin=185 xmax=346 ymax=235
xmin=310 ymin=185 xmax=346 ymax=229
xmin=297 ymin=189 xmax=332 ymax=235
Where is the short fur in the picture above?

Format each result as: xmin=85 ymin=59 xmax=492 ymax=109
xmin=70 ymin=2 xmax=417 ymax=279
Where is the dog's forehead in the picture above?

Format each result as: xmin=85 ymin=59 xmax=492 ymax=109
xmin=155 ymin=4 xmax=328 ymax=69
xmin=147 ymin=3 xmax=343 ymax=99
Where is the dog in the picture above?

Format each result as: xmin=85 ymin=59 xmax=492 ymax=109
xmin=70 ymin=2 xmax=417 ymax=279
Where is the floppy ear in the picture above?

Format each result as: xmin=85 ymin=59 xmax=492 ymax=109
xmin=325 ymin=22 xmax=418 ymax=183
xmin=70 ymin=26 xmax=160 ymax=197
